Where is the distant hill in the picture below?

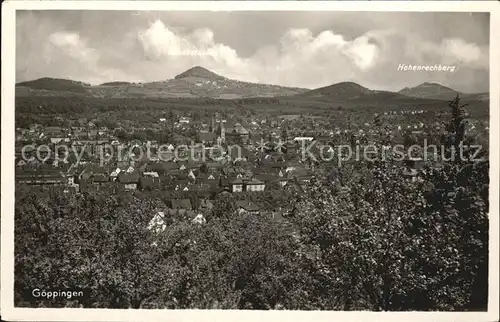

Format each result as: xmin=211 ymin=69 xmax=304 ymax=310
xmin=174 ymin=66 xmax=226 ymax=81
xmin=302 ymin=82 xmax=372 ymax=99
xmin=99 ymin=81 xmax=132 ymax=86
xmin=299 ymin=80 xmax=489 ymax=104
xmin=298 ymin=81 xmax=416 ymax=103
xmin=85 ymin=66 xmax=308 ymax=99
xmin=15 ymin=72 xmax=488 ymax=103
xmin=398 ymin=82 xmax=463 ymax=100
xmin=464 ymin=92 xmax=489 ymax=101
xmin=398 ymin=82 xmax=490 ymax=101
xmin=16 ymin=77 xmax=90 ymax=93
xmin=16 ymin=67 xmax=308 ymax=99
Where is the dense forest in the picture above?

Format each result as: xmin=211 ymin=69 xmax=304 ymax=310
xmin=14 ymin=93 xmax=489 ymax=131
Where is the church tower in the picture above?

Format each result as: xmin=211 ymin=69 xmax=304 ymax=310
xmin=215 ymin=120 xmax=226 ymax=144
xmin=210 ymin=116 xmax=215 ymax=133
xmin=220 ymin=121 xmax=225 ymax=143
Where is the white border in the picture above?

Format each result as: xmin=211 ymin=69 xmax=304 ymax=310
xmin=2 ymin=1 xmax=499 ymax=322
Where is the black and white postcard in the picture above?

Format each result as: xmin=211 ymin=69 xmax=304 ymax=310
xmin=1 ymin=1 xmax=499 ymax=322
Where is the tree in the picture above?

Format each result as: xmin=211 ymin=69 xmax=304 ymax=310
xmin=445 ymin=94 xmax=468 ymax=147
xmin=15 ymin=190 xmax=187 ymax=308
xmin=291 ymin=164 xmax=430 ymax=310
xmin=414 ymin=94 xmax=489 ymax=310
xmin=200 ymin=163 xmax=208 ymax=174
xmin=190 ymin=212 xmax=304 ymax=309
xmin=287 ymin=96 xmax=489 ymax=310
xmin=210 ymin=193 xmax=236 ymax=220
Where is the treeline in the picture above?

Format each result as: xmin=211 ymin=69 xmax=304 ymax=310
xmin=15 ymin=96 xmax=243 ymax=128
xmin=15 ymin=96 xmax=283 ymax=116
xmin=16 ymin=78 xmax=90 ymax=93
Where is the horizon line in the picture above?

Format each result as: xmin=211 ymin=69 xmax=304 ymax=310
xmin=15 ymin=74 xmax=489 ymax=95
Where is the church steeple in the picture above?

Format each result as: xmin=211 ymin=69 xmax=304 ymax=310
xmin=214 ymin=119 xmax=225 ymax=144
xmin=220 ymin=121 xmax=225 ymax=143
xmin=210 ymin=116 xmax=215 ymax=132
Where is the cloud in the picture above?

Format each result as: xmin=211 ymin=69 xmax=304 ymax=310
xmin=341 ymin=35 xmax=379 ymax=70
xmin=43 ymin=31 xmax=141 ymax=84
xmin=440 ymin=38 xmax=488 ymax=68
xmin=275 ymin=28 xmax=378 ymax=71
xmin=16 ymin=15 xmax=489 ymax=92
xmin=128 ymin=21 xmax=384 ymax=86
xmin=48 ymin=32 xmax=98 ymax=64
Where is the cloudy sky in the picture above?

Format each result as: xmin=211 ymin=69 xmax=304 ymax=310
xmin=16 ymin=11 xmax=489 ymax=92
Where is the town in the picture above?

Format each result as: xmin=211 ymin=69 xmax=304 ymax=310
xmin=15 ymin=101 xmax=488 ymax=221
xmin=8 ymin=8 xmax=494 ymax=315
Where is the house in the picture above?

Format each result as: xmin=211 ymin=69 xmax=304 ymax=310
xmin=231 ymin=178 xmax=244 ymax=192
xmin=228 ymin=146 xmax=252 ymax=161
xmin=110 ymin=167 xmax=121 ymax=181
xmin=204 ymin=146 xmax=224 ymax=160
xmin=179 ymin=117 xmax=191 ymax=124
xmin=78 ymin=164 xmax=111 ymax=177
xmin=199 ymin=174 xmax=220 ymax=186
xmin=199 ymin=131 xmax=217 ymax=144
xmin=188 ymin=170 xmax=196 ymax=181
xmin=245 ymin=178 xmax=265 ymax=192
xmin=45 ymin=126 xmax=63 ymax=136
xmin=91 ymin=181 xmax=118 ymax=193
xmin=173 ymin=178 xmax=191 ymax=191
xmin=117 ymin=172 xmax=140 ymax=190
xmin=50 ymin=137 xmax=68 ymax=145
xmin=65 ymin=170 xmax=78 ymax=185
xmin=277 ymin=177 xmax=288 ymax=187
xmin=147 ymin=211 xmax=168 ymax=233
xmin=293 ymin=137 xmax=314 ymax=143
xmin=124 ymin=165 xmax=135 ymax=174
xmin=143 ymin=171 xmax=159 ymax=178
xmin=16 ymin=168 xmax=66 ymax=186
xmin=139 ymin=176 xmax=161 ymax=191
xmin=92 ymin=173 xmax=109 ymax=185
xmin=287 ymin=167 xmax=313 ymax=184
xmin=225 ymin=123 xmax=250 ymax=144
xmin=144 ymin=162 xmax=177 ymax=175
xmin=192 ymin=214 xmax=206 ymax=224
xmin=235 ymin=200 xmax=260 ymax=214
